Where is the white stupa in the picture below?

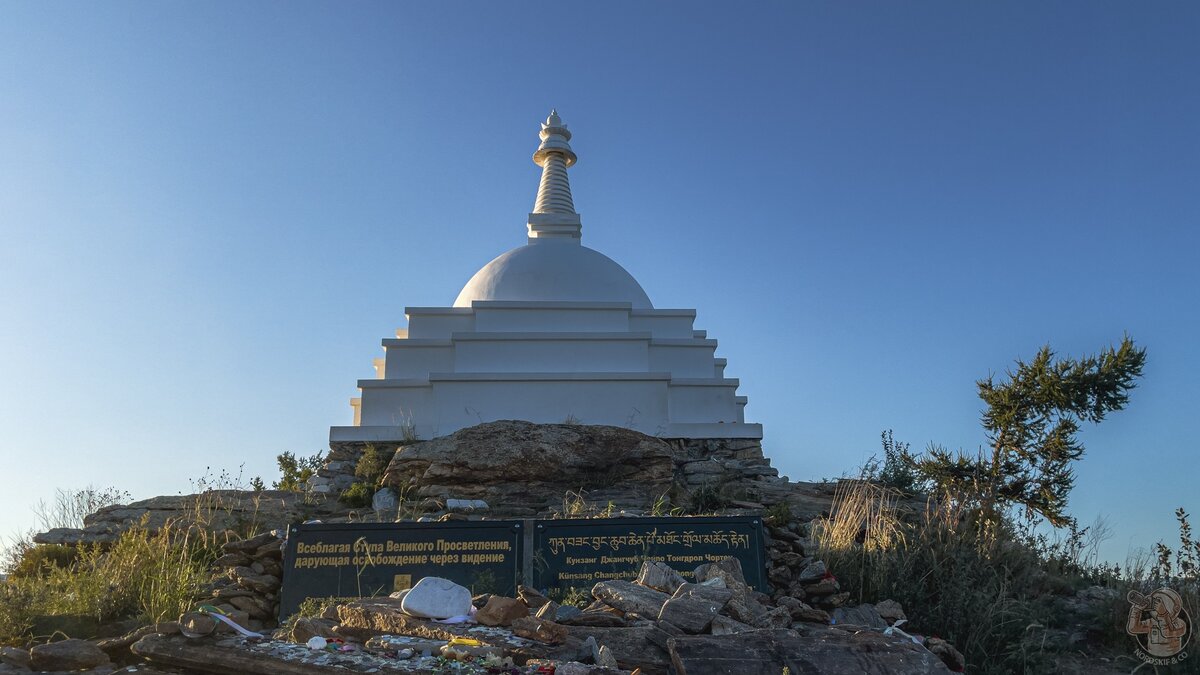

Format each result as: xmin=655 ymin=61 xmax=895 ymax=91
xmin=331 ymin=111 xmax=761 ymax=442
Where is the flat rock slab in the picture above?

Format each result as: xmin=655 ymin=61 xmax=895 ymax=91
xmin=30 ymin=638 xmax=110 ymax=671
xmin=564 ymin=625 xmax=671 ymax=674
xmin=668 ymin=629 xmax=952 ymax=675
xmin=591 ymin=580 xmax=670 ymax=617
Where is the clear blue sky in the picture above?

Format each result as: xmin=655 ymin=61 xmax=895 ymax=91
xmin=1 ymin=2 xmax=1196 ymax=566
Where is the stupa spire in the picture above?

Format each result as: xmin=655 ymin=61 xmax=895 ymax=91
xmin=527 ymin=109 xmax=582 ymax=242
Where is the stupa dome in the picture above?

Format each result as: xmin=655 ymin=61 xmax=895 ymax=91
xmin=454 ymin=240 xmax=652 ymax=308
xmin=333 ymin=111 xmax=761 ymax=443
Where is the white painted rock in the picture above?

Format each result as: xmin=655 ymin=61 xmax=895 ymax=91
xmin=400 ymin=576 xmax=473 ymax=619
xmin=372 ymin=488 xmax=398 ymax=512
xmin=446 ymin=498 xmax=489 ymax=511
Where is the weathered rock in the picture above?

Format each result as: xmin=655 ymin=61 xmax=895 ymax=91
xmin=475 ymin=596 xmax=530 ymax=627
xmin=636 ymin=561 xmax=686 ymax=594
xmin=768 ymin=564 xmax=793 ymax=585
xmin=34 ymin=493 xmax=306 ymax=546
xmin=446 ymin=498 xmax=489 ymax=511
xmin=535 ymin=600 xmax=561 ymax=620
xmin=96 ymin=622 xmax=180 ymax=658
xmin=179 ymin=612 xmax=218 ymax=638
xmin=645 ymin=621 xmax=684 ymax=650
xmin=796 ymin=559 xmax=827 ymax=583
xmin=511 ymin=616 xmax=569 ymax=644
xmin=709 ymin=615 xmax=754 ymax=635
xmin=400 ymin=576 xmax=473 ymax=619
xmin=236 ymin=573 xmax=281 ymax=594
xmin=723 ymin=585 xmax=769 ymax=624
xmin=693 ymin=558 xmax=746 ymax=587
xmin=750 ymin=606 xmax=793 ymax=629
xmin=554 ymin=663 xmax=628 ymax=675
xmin=596 ymin=645 xmax=619 ymax=669
xmin=563 ymin=625 xmax=671 ymax=674
xmin=668 ymin=629 xmax=952 ymax=674
xmin=925 ymin=637 xmax=965 ymax=673
xmin=30 ymin=639 xmax=110 ymax=671
xmin=0 ymin=647 xmax=30 ymax=670
xmin=372 ymin=487 xmax=398 ymax=514
xmin=229 ymin=594 xmax=272 ymax=620
xmin=212 ymin=552 xmax=253 ymax=568
xmin=224 ymin=531 xmax=281 ymax=553
xmin=831 ymin=604 xmax=888 ymax=630
xmin=562 ymin=611 xmax=627 ymax=628
xmin=556 ymin=605 xmax=584 ymax=622
xmin=254 ymin=540 xmax=284 ymax=560
xmin=214 ymin=609 xmax=251 ymax=634
xmin=657 ymin=597 xmax=722 ymax=634
xmin=288 ymin=617 xmax=337 ymax=644
xmin=579 ymin=635 xmax=601 ymax=663
xmin=592 ymin=580 xmax=670 ymax=617
xmin=804 ymin=578 xmax=840 ymax=597
xmin=518 ymin=585 xmax=550 ymax=609
xmin=875 ymin=599 xmax=907 ymax=623
xmin=673 ymin=583 xmax=733 ymax=609
xmin=777 ymin=596 xmax=829 ymax=624
xmin=212 ymin=585 xmax=254 ymax=599
xmin=381 ymin=421 xmax=676 ymax=515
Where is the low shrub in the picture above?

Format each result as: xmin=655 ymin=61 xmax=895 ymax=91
xmin=5 ymin=543 xmax=78 ymax=581
xmin=339 ymin=482 xmax=373 ymax=508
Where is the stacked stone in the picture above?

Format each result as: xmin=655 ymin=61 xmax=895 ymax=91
xmin=671 ymin=439 xmax=778 ymax=492
xmin=194 ymin=532 xmax=286 ymax=632
xmin=306 ymin=442 xmax=385 ymax=496
xmin=760 ymin=519 xmax=850 ymax=615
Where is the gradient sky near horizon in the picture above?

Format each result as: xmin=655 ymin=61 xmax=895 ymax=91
xmin=1 ymin=2 xmax=1196 ymax=565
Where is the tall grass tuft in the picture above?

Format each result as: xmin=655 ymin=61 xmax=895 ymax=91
xmin=815 ymin=481 xmax=1056 ymax=673
xmin=0 ymin=480 xmax=259 ymax=646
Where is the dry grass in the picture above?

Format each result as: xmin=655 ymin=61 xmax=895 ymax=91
xmin=0 ymin=480 xmax=261 ymax=647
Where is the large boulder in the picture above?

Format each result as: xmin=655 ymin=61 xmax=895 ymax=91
xmin=401 ymin=577 xmax=474 ymax=619
xmin=382 ymin=421 xmax=675 ymax=515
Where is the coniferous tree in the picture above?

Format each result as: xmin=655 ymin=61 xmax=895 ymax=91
xmin=910 ymin=336 xmax=1146 ymax=528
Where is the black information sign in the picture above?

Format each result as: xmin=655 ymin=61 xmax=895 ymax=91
xmin=280 ymin=521 xmax=523 ymax=618
xmin=532 ymin=516 xmax=766 ymax=593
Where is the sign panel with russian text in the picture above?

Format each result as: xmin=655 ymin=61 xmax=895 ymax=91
xmin=279 ymin=521 xmax=523 ymax=618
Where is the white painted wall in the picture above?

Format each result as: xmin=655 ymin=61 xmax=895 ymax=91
xmin=333 ymin=301 xmax=761 ymax=441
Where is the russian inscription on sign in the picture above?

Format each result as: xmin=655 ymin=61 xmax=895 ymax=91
xmin=279 ymin=521 xmax=523 ymax=618
xmin=533 ymin=517 xmax=766 ymax=592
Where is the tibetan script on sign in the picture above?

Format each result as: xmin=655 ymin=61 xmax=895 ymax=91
xmin=533 ymin=516 xmax=765 ymax=592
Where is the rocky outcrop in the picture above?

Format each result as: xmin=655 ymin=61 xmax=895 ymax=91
xmin=33 ymin=491 xmax=309 ymax=547
xmin=35 ymin=422 xmax=898 ymax=546
xmin=381 ymin=421 xmax=676 ymax=516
